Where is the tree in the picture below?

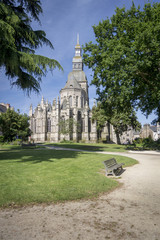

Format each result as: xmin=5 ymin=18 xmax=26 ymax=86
xmin=0 ymin=109 xmax=30 ymax=141
xmin=58 ymin=117 xmax=80 ymax=141
xmin=92 ymin=102 xmax=141 ymax=144
xmin=83 ymin=2 xmax=160 ymax=123
xmin=92 ymin=102 xmax=108 ymax=140
xmin=0 ymin=0 xmax=62 ymax=95
xmin=92 ymin=102 xmax=108 ymax=131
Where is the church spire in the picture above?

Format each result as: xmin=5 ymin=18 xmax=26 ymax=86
xmin=72 ymin=34 xmax=83 ymax=71
xmin=77 ymin=33 xmax=79 ymax=45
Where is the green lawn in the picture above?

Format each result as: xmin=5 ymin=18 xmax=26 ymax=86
xmin=0 ymin=147 xmax=137 ymax=207
xmin=45 ymin=142 xmax=128 ymax=152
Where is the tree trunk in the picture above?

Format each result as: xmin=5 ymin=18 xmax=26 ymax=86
xmin=116 ymin=132 xmax=121 ymax=144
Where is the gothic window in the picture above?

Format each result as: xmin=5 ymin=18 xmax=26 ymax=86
xmin=77 ymin=111 xmax=82 ymax=132
xmin=69 ymin=96 xmax=72 ymax=107
xmin=82 ymin=119 xmax=85 ymax=132
xmin=70 ymin=109 xmax=73 ymax=118
xmin=62 ymin=99 xmax=67 ymax=109
xmin=88 ymin=119 xmax=91 ymax=133
xmin=76 ymin=96 xmax=78 ymax=107
xmin=81 ymin=97 xmax=83 ymax=108
xmin=60 ymin=116 xmax=65 ymax=133
xmin=47 ymin=118 xmax=51 ymax=132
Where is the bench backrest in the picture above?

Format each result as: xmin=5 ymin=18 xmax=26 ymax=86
xmin=103 ymin=158 xmax=117 ymax=168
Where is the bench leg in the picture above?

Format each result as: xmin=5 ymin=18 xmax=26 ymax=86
xmin=106 ymin=166 xmax=123 ymax=177
xmin=106 ymin=170 xmax=116 ymax=176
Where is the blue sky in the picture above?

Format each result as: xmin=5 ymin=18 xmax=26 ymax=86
xmin=0 ymin=0 xmax=159 ymax=125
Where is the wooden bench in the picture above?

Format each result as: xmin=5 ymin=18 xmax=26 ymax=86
xmin=103 ymin=158 xmax=124 ymax=176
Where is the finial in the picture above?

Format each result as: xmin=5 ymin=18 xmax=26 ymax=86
xmin=29 ymin=104 xmax=33 ymax=116
xmin=77 ymin=33 xmax=79 ymax=45
xmin=41 ymin=96 xmax=44 ymax=104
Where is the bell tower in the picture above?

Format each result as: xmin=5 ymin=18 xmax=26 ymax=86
xmin=72 ymin=34 xmax=83 ymax=71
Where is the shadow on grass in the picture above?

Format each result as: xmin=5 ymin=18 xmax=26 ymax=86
xmin=44 ymin=143 xmax=104 ymax=151
xmin=0 ymin=147 xmax=86 ymax=164
xmin=44 ymin=143 xmax=128 ymax=152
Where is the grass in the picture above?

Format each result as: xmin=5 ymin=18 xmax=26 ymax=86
xmin=44 ymin=142 xmax=128 ymax=152
xmin=0 ymin=147 xmax=137 ymax=208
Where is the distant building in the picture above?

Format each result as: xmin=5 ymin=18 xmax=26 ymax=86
xmin=119 ymin=127 xmax=140 ymax=144
xmin=140 ymin=123 xmax=160 ymax=141
xmin=29 ymin=36 xmax=116 ymax=143
xmin=29 ymin=36 xmax=147 ymax=144
xmin=0 ymin=103 xmax=11 ymax=113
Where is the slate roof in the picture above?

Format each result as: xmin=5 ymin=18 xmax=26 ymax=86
xmin=0 ymin=104 xmax=7 ymax=113
xmin=150 ymin=126 xmax=157 ymax=132
xmin=63 ymin=73 xmax=82 ymax=89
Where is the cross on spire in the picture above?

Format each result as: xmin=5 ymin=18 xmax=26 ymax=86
xmin=77 ymin=33 xmax=79 ymax=45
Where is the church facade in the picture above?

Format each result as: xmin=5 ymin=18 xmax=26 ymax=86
xmin=29 ymin=37 xmax=115 ymax=143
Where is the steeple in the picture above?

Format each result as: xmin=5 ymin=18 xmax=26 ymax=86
xmin=29 ymin=104 xmax=33 ymax=117
xmin=72 ymin=34 xmax=83 ymax=71
xmin=41 ymin=96 xmax=45 ymax=108
xmin=77 ymin=33 xmax=79 ymax=45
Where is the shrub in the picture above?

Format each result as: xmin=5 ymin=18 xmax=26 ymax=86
xmin=0 ymin=136 xmax=4 ymax=143
xmin=133 ymin=138 xmax=143 ymax=144
xmin=11 ymin=139 xmax=22 ymax=145
xmin=142 ymin=137 xmax=158 ymax=150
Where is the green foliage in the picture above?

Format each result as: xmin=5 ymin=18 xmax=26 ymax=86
xmin=0 ymin=148 xmax=137 ymax=207
xmin=11 ymin=139 xmax=22 ymax=145
xmin=109 ymin=108 xmax=141 ymax=136
xmin=0 ymin=109 xmax=31 ymax=142
xmin=92 ymin=102 xmax=141 ymax=143
xmin=133 ymin=138 xmax=143 ymax=145
xmin=0 ymin=0 xmax=62 ymax=94
xmin=83 ymin=2 xmax=160 ymax=123
xmin=142 ymin=137 xmax=159 ymax=150
xmin=0 ymin=135 xmax=4 ymax=143
xmin=132 ymin=137 xmax=160 ymax=150
xmin=92 ymin=102 xmax=108 ymax=131
xmin=58 ymin=118 xmax=79 ymax=139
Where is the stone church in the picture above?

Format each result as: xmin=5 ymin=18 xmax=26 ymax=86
xmin=29 ymin=36 xmax=116 ymax=143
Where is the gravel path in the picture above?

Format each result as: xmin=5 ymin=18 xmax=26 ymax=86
xmin=0 ymin=151 xmax=160 ymax=240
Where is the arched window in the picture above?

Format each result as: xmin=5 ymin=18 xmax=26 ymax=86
xmin=60 ymin=116 xmax=65 ymax=133
xmin=47 ymin=118 xmax=51 ymax=132
xmin=76 ymin=96 xmax=78 ymax=107
xmin=81 ymin=97 xmax=83 ymax=108
xmin=62 ymin=99 xmax=67 ymax=109
xmin=69 ymin=96 xmax=72 ymax=107
xmin=82 ymin=119 xmax=85 ymax=132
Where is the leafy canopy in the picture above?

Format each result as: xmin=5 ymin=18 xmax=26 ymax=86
xmin=92 ymin=102 xmax=141 ymax=138
xmin=0 ymin=0 xmax=62 ymax=95
xmin=83 ymin=2 xmax=160 ymax=123
xmin=0 ymin=109 xmax=31 ymax=141
xmin=58 ymin=118 xmax=80 ymax=140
